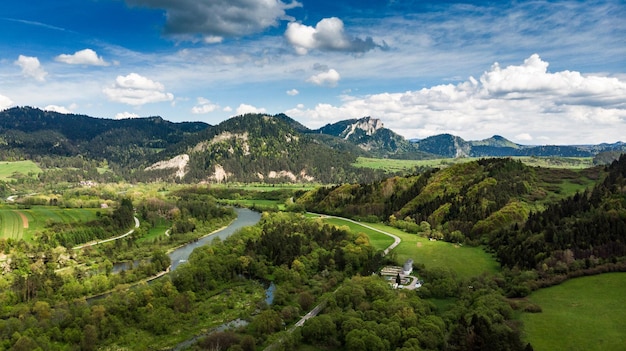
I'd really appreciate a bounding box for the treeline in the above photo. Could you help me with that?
[49,198,135,247]
[287,273,530,351]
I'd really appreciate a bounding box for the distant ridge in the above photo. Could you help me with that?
[412,133,626,158]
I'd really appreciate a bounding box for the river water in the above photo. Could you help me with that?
[112,208,261,273]
[169,208,261,271]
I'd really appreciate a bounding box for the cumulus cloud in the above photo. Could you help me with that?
[285,17,386,55]
[115,112,140,119]
[126,0,301,41]
[286,89,299,96]
[103,73,174,106]
[191,97,220,114]
[307,68,340,87]
[287,54,626,144]
[55,49,110,66]
[0,94,13,110]
[44,104,76,114]
[236,103,266,115]
[15,55,47,81]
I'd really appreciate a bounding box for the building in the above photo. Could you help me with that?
[403,259,414,275]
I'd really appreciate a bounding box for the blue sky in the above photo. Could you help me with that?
[1,0,625,144]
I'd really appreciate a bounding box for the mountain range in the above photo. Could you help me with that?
[1,107,624,183]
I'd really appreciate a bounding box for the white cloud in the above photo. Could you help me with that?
[0,94,13,110]
[287,55,626,144]
[223,106,233,112]
[285,17,384,55]
[44,104,76,114]
[236,103,266,115]
[286,89,299,96]
[307,69,340,87]
[115,111,140,119]
[15,55,47,82]
[55,49,110,66]
[515,133,533,141]
[191,97,219,114]
[126,0,301,39]
[103,73,174,106]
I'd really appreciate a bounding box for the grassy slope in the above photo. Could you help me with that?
[368,223,500,280]
[0,160,42,180]
[320,216,499,280]
[521,273,626,351]
[321,217,394,251]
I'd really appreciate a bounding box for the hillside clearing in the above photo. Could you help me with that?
[0,160,42,180]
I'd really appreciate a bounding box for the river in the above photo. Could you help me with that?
[168,208,261,271]
[112,208,261,274]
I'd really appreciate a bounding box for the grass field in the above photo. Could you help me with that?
[521,273,626,351]
[367,223,500,280]
[0,206,101,241]
[138,217,172,243]
[321,217,395,251]
[0,160,42,180]
[353,156,596,174]
[319,216,499,280]
[353,157,475,173]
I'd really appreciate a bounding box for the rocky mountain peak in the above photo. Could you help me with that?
[342,117,384,139]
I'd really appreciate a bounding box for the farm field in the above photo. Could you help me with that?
[0,160,42,180]
[521,273,626,351]
[0,205,101,241]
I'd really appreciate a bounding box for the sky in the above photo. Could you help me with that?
[0,0,625,145]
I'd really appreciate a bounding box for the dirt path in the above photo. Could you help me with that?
[16,211,28,229]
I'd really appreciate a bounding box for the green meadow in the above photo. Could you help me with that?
[367,223,500,280]
[521,273,626,351]
[321,217,395,251]
[320,216,499,280]
[0,160,42,180]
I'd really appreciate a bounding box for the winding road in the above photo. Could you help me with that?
[72,216,140,250]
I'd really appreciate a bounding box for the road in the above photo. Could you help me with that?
[72,216,140,249]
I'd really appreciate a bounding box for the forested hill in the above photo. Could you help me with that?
[297,157,606,242]
[140,113,386,184]
[490,154,626,271]
[0,106,209,170]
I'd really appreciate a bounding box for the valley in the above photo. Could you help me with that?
[0,108,625,350]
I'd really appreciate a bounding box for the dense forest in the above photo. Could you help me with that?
[489,154,626,273]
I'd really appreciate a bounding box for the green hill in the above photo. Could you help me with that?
[139,113,386,184]
[298,157,605,242]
